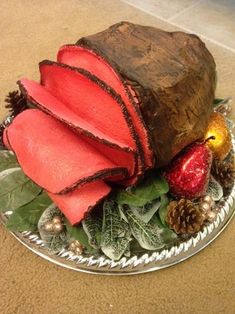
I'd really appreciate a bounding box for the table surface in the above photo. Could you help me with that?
[0,1,234,313]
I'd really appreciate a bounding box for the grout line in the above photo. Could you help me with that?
[168,0,205,22]
[121,0,235,54]
[123,0,174,22]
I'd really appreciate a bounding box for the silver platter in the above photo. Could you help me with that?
[0,117,234,275]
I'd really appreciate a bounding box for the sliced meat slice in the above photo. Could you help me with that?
[39,61,137,154]
[57,45,154,169]
[5,109,126,194]
[48,180,111,225]
[79,134,136,184]
[18,79,135,177]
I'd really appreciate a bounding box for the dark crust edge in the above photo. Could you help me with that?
[72,42,155,167]
[38,59,144,177]
[5,122,128,194]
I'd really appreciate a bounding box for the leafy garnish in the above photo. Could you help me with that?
[38,204,68,254]
[126,209,164,250]
[82,214,102,249]
[158,194,169,227]
[6,192,52,231]
[0,168,42,212]
[0,150,18,172]
[213,98,224,106]
[101,200,131,260]
[150,215,177,244]
[129,198,161,223]
[66,221,96,253]
[116,174,169,206]
[207,175,223,201]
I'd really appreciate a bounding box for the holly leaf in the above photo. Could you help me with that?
[0,168,42,212]
[66,221,96,253]
[129,198,161,223]
[116,174,169,206]
[0,150,18,172]
[101,200,132,260]
[6,192,52,232]
[82,214,102,249]
[158,195,169,227]
[38,204,68,254]
[126,209,164,250]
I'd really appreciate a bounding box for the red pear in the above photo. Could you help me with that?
[164,143,212,199]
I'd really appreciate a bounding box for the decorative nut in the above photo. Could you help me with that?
[44,221,54,232]
[202,195,213,205]
[52,216,62,224]
[201,202,211,212]
[53,222,64,234]
[206,211,216,222]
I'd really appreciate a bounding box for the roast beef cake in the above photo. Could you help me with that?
[3,22,216,225]
[77,21,216,167]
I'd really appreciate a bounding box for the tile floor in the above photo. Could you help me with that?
[122,0,235,52]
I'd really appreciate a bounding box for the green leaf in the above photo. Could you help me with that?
[150,215,178,244]
[207,176,223,201]
[213,98,224,106]
[0,150,18,172]
[0,168,42,212]
[126,209,164,250]
[130,198,161,223]
[38,204,68,254]
[116,174,169,206]
[158,195,169,227]
[6,192,52,232]
[101,200,132,260]
[82,214,102,249]
[66,221,96,253]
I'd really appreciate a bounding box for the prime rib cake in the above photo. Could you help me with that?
[3,21,216,226]
[76,21,216,167]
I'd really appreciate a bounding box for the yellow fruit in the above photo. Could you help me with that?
[204,112,232,160]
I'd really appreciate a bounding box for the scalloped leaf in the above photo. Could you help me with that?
[158,195,169,227]
[116,174,169,206]
[207,176,223,201]
[82,214,102,249]
[101,200,131,260]
[0,168,42,212]
[129,198,161,223]
[6,192,52,231]
[150,215,178,244]
[126,209,164,250]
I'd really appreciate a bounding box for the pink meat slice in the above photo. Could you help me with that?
[18,79,135,177]
[39,61,136,153]
[4,109,126,194]
[57,45,154,169]
[48,180,111,225]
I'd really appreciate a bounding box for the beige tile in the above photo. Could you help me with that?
[172,0,235,50]
[122,0,198,19]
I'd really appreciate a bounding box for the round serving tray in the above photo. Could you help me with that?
[0,121,234,275]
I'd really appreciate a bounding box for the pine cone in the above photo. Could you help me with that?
[167,199,205,234]
[5,90,28,116]
[212,158,235,189]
